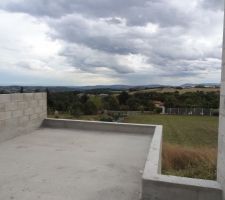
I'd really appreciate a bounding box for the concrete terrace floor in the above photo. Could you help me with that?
[0,128,152,200]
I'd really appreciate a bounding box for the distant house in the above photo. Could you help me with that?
[153,101,164,108]
[153,101,165,114]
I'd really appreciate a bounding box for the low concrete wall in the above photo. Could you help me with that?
[0,93,47,143]
[43,118,156,134]
[43,118,223,199]
[141,126,222,200]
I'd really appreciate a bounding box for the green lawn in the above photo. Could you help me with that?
[124,114,219,148]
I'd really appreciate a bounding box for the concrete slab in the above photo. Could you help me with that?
[0,127,152,200]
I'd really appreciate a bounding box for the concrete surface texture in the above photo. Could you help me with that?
[218,7,225,200]
[0,127,152,200]
[0,93,47,143]
[43,119,223,200]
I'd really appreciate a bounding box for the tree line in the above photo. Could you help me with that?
[47,90,219,117]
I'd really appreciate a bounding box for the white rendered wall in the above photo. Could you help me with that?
[0,93,47,143]
[218,6,225,200]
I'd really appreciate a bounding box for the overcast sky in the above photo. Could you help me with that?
[0,0,224,86]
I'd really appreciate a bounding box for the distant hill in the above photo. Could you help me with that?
[0,84,165,93]
[180,83,220,88]
[0,83,220,93]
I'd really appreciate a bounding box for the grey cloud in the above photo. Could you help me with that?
[49,14,139,55]
[60,44,134,74]
[104,18,124,25]
[1,0,223,81]
[17,61,32,70]
[49,9,223,77]
[3,0,148,19]
[3,0,195,27]
[202,0,224,11]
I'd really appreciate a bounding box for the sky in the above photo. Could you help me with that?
[0,0,224,86]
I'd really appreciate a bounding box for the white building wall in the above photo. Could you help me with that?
[218,6,225,200]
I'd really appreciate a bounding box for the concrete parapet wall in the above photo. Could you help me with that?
[142,176,222,200]
[43,118,156,134]
[0,93,47,143]
[141,126,222,200]
[44,119,223,199]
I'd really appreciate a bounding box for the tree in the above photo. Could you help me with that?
[46,88,54,113]
[80,94,89,104]
[138,105,145,113]
[70,102,83,117]
[118,91,129,105]
[164,95,177,108]
[83,100,98,115]
[127,97,140,111]
[147,100,155,111]
[20,87,24,93]
[89,96,103,111]
[103,95,119,110]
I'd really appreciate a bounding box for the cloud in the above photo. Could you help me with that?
[17,60,55,72]
[202,0,224,11]
[0,0,223,85]
[2,0,201,27]
[59,43,135,74]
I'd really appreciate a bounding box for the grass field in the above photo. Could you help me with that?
[124,115,218,148]
[124,114,218,180]
[48,113,218,180]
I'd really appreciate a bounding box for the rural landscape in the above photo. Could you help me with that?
[43,84,220,180]
[0,0,224,199]
[0,84,220,179]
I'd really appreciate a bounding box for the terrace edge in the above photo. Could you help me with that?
[141,125,222,200]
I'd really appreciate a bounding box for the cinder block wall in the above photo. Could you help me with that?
[0,93,47,143]
[218,7,225,200]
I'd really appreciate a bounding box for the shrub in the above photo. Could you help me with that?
[155,107,162,114]
[69,102,83,117]
[99,115,113,122]
[83,100,98,115]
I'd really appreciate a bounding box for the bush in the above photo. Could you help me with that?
[99,115,113,122]
[83,100,98,115]
[70,109,83,117]
[103,95,120,110]
[126,97,140,111]
[155,107,162,114]
[211,109,219,116]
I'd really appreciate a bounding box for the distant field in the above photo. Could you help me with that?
[124,114,218,180]
[130,87,220,94]
[48,113,219,180]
